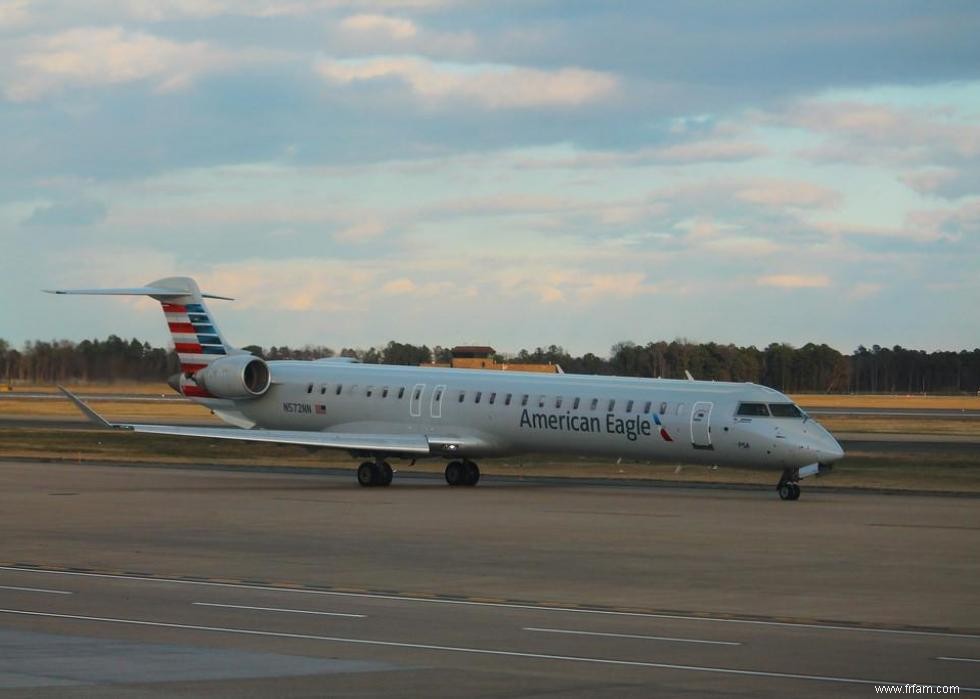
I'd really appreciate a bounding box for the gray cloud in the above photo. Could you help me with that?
[23,199,107,226]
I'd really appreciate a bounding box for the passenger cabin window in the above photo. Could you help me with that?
[607,399,616,412]
[737,402,770,417]
[590,398,598,410]
[573,397,580,410]
[769,403,804,418]
[505,393,512,406]
[626,400,634,413]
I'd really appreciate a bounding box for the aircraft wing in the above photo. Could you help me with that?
[58,387,431,455]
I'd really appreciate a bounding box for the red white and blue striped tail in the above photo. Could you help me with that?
[45,277,242,396]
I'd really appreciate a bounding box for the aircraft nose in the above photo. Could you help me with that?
[818,436,845,464]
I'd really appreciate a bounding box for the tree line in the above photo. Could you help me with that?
[2,336,978,394]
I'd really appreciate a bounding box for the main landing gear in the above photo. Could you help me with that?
[776,468,801,501]
[357,460,393,487]
[444,460,480,487]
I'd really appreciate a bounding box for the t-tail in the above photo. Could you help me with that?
[45,277,269,400]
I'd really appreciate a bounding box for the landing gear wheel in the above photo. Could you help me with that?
[445,460,464,486]
[357,462,376,487]
[379,462,393,487]
[778,482,802,500]
[462,461,480,486]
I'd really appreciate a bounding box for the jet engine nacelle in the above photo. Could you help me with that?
[192,355,271,400]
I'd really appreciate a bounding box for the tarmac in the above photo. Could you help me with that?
[0,460,977,697]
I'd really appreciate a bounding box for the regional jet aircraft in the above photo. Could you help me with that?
[48,277,844,500]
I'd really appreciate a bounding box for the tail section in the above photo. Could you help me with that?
[45,276,243,395]
[150,277,240,375]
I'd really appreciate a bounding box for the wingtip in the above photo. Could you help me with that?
[58,385,114,429]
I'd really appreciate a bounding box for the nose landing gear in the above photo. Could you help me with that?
[776,468,801,501]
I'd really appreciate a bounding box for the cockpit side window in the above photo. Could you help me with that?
[768,403,803,418]
[736,402,770,417]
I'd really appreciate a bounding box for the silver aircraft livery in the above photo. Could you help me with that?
[47,277,844,500]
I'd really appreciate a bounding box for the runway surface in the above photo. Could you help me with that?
[0,460,977,696]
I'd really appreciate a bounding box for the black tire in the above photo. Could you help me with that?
[357,462,375,487]
[445,461,464,486]
[379,462,393,487]
[778,483,793,500]
[463,461,480,486]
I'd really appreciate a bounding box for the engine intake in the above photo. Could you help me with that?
[192,355,270,400]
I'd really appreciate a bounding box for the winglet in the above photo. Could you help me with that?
[58,386,115,428]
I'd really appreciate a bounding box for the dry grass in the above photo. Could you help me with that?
[0,398,218,422]
[792,394,980,410]
[7,382,173,394]
[818,415,980,437]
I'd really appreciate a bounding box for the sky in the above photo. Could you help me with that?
[1,0,978,357]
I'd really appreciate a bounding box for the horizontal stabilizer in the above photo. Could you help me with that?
[44,286,233,300]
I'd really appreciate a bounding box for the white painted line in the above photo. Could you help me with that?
[938,657,980,664]
[193,602,364,618]
[2,608,977,692]
[524,627,740,646]
[1,567,976,640]
[0,585,72,595]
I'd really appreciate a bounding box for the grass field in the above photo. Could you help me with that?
[791,394,980,410]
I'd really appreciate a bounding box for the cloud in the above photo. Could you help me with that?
[778,100,980,165]
[23,199,107,226]
[735,180,841,209]
[340,13,417,40]
[333,219,385,242]
[516,139,768,169]
[2,26,280,101]
[756,274,831,289]
[901,168,980,199]
[0,0,31,28]
[315,55,618,108]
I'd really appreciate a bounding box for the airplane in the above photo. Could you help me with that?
[47,276,844,500]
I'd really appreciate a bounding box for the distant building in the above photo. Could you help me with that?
[422,346,561,374]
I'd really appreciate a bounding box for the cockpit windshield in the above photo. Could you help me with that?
[768,403,804,418]
[736,402,805,418]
